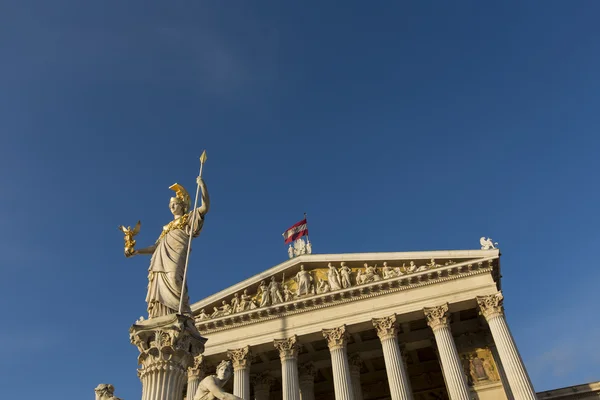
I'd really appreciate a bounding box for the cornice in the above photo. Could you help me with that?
[195,257,498,334]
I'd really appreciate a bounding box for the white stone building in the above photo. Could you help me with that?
[186,247,598,400]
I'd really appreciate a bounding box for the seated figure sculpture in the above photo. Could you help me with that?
[194,360,242,400]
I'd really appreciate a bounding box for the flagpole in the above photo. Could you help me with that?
[179,151,207,314]
[304,212,310,243]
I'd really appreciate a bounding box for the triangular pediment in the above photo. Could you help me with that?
[191,249,500,330]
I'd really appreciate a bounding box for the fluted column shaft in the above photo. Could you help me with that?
[274,336,301,400]
[140,362,188,400]
[186,355,206,400]
[349,354,364,400]
[372,315,413,400]
[478,294,536,400]
[228,346,252,400]
[299,362,316,400]
[323,325,355,400]
[424,304,470,400]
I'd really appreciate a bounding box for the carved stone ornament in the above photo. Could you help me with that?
[129,314,207,380]
[227,345,252,371]
[423,303,450,331]
[322,325,349,350]
[274,335,301,361]
[188,354,207,378]
[477,293,504,320]
[372,314,398,340]
[95,384,122,400]
[460,348,500,386]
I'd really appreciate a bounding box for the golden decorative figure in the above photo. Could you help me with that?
[118,221,141,257]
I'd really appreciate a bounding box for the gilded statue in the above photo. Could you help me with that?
[193,360,242,400]
[125,176,210,318]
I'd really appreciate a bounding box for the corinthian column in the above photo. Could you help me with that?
[186,355,206,400]
[477,293,536,400]
[423,304,470,400]
[228,346,252,400]
[130,314,206,400]
[372,315,414,400]
[252,372,274,400]
[274,335,301,400]
[348,354,364,400]
[298,362,317,400]
[323,325,355,400]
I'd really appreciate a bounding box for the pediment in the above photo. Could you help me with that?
[191,249,500,332]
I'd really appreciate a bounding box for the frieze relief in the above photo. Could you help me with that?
[194,257,498,332]
[460,347,500,386]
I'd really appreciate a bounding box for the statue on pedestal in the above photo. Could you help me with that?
[94,384,121,400]
[122,176,210,318]
[193,360,242,400]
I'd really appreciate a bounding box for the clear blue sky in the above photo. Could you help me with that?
[1,1,599,398]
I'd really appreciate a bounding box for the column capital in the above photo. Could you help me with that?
[322,325,349,350]
[424,303,450,331]
[227,345,252,371]
[477,292,504,320]
[188,354,207,378]
[274,335,301,361]
[372,314,398,340]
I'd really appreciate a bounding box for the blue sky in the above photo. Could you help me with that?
[1,1,599,398]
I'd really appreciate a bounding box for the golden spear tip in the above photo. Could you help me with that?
[200,150,207,164]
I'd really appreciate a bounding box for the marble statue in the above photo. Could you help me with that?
[293,239,306,256]
[95,384,122,400]
[339,262,352,288]
[230,293,240,313]
[258,280,270,307]
[197,309,210,321]
[406,261,417,273]
[306,239,312,254]
[393,264,405,276]
[125,177,210,318]
[382,262,395,279]
[356,270,365,285]
[361,263,381,283]
[295,265,313,296]
[327,263,342,290]
[238,289,256,312]
[193,360,242,400]
[283,284,294,302]
[417,259,438,272]
[469,356,489,382]
[211,301,232,318]
[269,276,284,304]
[317,278,330,294]
[480,237,498,250]
[288,244,294,259]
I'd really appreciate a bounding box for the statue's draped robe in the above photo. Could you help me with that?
[146,213,203,318]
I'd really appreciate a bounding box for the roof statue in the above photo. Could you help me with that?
[94,384,122,400]
[120,176,210,319]
[480,237,498,250]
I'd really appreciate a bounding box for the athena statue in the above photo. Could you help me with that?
[127,177,210,318]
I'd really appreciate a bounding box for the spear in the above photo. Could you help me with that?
[179,150,207,314]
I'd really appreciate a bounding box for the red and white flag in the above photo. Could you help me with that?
[282,218,308,244]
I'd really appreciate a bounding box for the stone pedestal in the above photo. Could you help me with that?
[130,314,207,400]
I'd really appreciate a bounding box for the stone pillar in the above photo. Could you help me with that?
[228,346,252,400]
[274,335,302,400]
[130,314,206,400]
[372,315,414,400]
[299,362,317,400]
[186,354,206,400]
[252,372,274,400]
[323,325,355,400]
[424,304,470,400]
[348,354,364,400]
[477,293,536,400]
